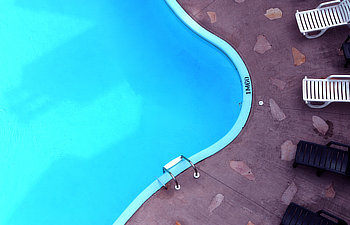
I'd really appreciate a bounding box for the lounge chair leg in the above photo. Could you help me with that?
[292,162,298,168]
[316,169,324,177]
[345,60,349,68]
[304,29,327,39]
[306,101,331,109]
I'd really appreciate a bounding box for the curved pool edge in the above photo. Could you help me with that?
[113,0,252,224]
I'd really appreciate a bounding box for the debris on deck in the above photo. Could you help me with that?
[292,47,306,66]
[264,8,283,20]
[269,98,286,121]
[312,116,329,135]
[208,193,225,213]
[324,183,336,199]
[254,35,272,54]
[207,11,217,23]
[281,140,297,161]
[230,161,255,181]
[281,182,298,205]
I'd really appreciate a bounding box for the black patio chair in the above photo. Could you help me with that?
[281,202,348,225]
[341,35,350,68]
[293,140,350,177]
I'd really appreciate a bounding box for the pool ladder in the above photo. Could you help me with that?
[162,155,200,190]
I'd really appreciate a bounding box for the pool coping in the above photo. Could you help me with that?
[113,0,252,224]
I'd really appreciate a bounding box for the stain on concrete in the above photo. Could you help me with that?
[281,182,297,205]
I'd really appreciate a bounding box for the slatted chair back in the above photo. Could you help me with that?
[340,0,350,15]
[281,203,348,225]
[302,75,350,108]
[295,141,349,176]
[296,0,350,38]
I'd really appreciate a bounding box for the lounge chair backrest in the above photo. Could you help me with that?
[295,0,350,39]
[302,75,350,108]
[294,141,350,176]
[281,203,348,225]
[340,0,350,22]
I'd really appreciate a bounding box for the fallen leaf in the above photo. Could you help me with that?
[264,8,283,20]
[175,222,181,225]
[337,48,344,56]
[281,182,297,205]
[292,47,305,66]
[269,98,286,121]
[254,35,272,54]
[325,183,336,199]
[235,0,245,3]
[312,116,329,135]
[207,11,217,23]
[281,140,297,161]
[247,221,255,225]
[208,194,224,213]
[230,161,255,181]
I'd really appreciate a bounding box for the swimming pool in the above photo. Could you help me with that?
[0,0,251,224]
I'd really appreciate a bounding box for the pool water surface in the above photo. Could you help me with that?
[0,0,249,224]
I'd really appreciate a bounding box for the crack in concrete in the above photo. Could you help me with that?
[193,0,217,17]
[199,168,281,219]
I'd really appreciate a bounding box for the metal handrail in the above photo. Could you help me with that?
[181,155,200,178]
[162,167,180,190]
[162,155,200,190]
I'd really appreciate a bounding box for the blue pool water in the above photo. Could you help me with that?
[0,0,248,224]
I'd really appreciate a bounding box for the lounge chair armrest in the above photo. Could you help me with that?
[317,0,341,9]
[326,141,350,150]
[316,210,348,225]
[327,75,350,80]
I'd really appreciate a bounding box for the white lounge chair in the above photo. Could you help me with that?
[295,0,350,39]
[303,75,350,108]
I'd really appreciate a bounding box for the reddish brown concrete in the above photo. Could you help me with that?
[127,0,350,224]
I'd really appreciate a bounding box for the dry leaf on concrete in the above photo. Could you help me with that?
[292,47,305,66]
[325,183,336,199]
[264,8,283,20]
[269,98,286,121]
[208,194,224,213]
[247,221,255,225]
[312,116,329,135]
[254,35,272,54]
[281,182,297,205]
[281,140,297,161]
[207,11,217,23]
[230,161,255,181]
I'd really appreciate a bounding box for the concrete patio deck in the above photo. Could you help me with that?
[127,0,350,224]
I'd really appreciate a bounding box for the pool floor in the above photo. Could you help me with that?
[0,0,245,224]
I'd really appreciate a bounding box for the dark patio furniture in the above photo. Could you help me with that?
[281,202,348,225]
[293,140,350,177]
[341,35,350,68]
